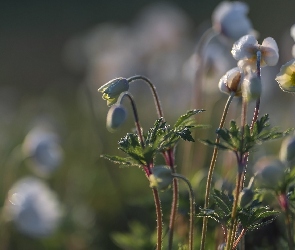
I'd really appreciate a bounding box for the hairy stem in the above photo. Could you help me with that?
[152,188,163,250]
[173,173,196,250]
[200,92,235,250]
[225,171,243,250]
[233,228,246,249]
[127,75,164,118]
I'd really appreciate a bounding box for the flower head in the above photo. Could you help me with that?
[98,77,129,106]
[218,67,243,96]
[212,1,253,41]
[275,59,295,93]
[280,134,295,163]
[254,157,286,190]
[232,35,279,70]
[22,127,63,177]
[149,165,173,191]
[5,177,62,238]
[106,104,127,132]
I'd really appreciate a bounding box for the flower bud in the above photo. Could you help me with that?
[280,135,295,163]
[242,74,261,102]
[5,177,62,238]
[98,78,129,106]
[149,166,173,191]
[254,157,286,189]
[106,104,127,132]
[218,67,243,96]
[212,1,253,41]
[238,188,254,208]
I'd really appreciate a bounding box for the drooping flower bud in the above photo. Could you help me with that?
[242,73,262,102]
[98,77,129,106]
[149,165,173,191]
[106,104,127,132]
[4,177,62,238]
[254,157,286,190]
[279,135,295,164]
[22,127,63,178]
[212,1,253,41]
[218,67,243,96]
[238,188,254,207]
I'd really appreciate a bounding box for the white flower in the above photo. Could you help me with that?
[5,177,62,238]
[212,1,253,41]
[275,59,295,93]
[22,127,63,177]
[232,35,279,70]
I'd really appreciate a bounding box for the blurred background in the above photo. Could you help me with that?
[1,0,295,249]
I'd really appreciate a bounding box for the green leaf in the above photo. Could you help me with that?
[101,154,142,167]
[237,203,279,231]
[174,109,205,128]
[118,133,146,164]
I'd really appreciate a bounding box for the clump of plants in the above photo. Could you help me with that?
[97,1,295,249]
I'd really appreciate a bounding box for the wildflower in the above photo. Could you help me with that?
[149,165,173,191]
[279,134,295,163]
[106,104,127,132]
[275,59,295,93]
[231,35,279,70]
[98,77,129,106]
[22,127,63,177]
[5,177,62,238]
[218,67,243,96]
[212,1,253,41]
[242,73,262,102]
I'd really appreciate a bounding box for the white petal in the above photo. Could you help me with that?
[231,35,258,60]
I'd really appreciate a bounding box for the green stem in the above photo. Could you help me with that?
[168,178,178,249]
[127,75,164,118]
[172,173,195,250]
[152,188,163,250]
[118,92,163,249]
[225,172,243,250]
[225,97,248,250]
[200,92,235,250]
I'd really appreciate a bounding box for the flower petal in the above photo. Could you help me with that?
[231,35,258,60]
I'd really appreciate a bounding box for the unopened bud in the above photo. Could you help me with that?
[242,74,262,102]
[254,157,286,189]
[98,78,129,106]
[106,104,127,132]
[238,188,254,207]
[218,67,243,96]
[280,135,295,163]
[149,166,173,191]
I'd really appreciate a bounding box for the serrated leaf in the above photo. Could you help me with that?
[174,109,205,128]
[238,204,279,230]
[101,154,142,167]
[199,139,235,151]
[118,133,146,164]
[212,189,233,215]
